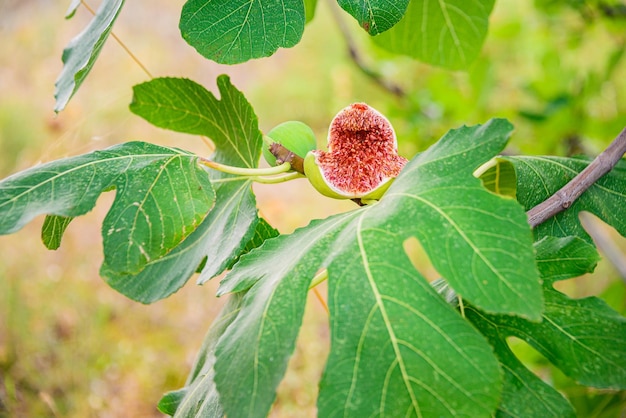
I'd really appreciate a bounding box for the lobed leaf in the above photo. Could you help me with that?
[211,119,540,418]
[507,156,626,242]
[373,0,495,69]
[474,288,626,390]
[55,0,125,112]
[465,233,615,415]
[101,179,256,303]
[467,307,577,418]
[0,141,215,276]
[179,0,305,64]
[338,0,409,35]
[384,119,542,319]
[318,225,502,417]
[130,76,261,170]
[101,75,264,302]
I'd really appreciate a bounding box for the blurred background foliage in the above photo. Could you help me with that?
[0,0,625,416]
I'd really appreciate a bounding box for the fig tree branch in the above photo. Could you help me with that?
[527,126,626,228]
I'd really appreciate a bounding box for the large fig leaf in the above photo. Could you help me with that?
[465,235,603,416]
[179,0,305,64]
[0,142,215,276]
[373,0,495,69]
[101,179,255,303]
[468,307,577,418]
[507,156,626,242]
[101,75,262,302]
[471,287,626,391]
[55,0,125,112]
[469,234,625,405]
[211,119,541,418]
[338,0,409,35]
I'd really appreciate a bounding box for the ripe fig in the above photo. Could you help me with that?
[263,121,317,167]
[304,103,408,200]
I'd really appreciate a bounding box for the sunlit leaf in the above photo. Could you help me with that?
[130,76,261,170]
[477,157,517,198]
[373,0,495,69]
[179,0,305,64]
[55,0,125,112]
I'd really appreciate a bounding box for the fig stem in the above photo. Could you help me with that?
[251,172,305,184]
[198,157,292,176]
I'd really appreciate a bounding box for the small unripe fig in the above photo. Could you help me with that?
[304,103,408,200]
[263,121,317,167]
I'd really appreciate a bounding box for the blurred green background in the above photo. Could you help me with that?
[1,0,625,416]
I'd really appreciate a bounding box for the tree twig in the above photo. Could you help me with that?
[325,0,405,97]
[269,143,305,174]
[527,127,626,228]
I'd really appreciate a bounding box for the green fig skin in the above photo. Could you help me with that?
[303,151,395,201]
[263,121,317,167]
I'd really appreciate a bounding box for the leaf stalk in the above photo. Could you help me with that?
[198,157,292,176]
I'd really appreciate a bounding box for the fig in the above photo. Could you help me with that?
[263,121,317,167]
[304,103,408,200]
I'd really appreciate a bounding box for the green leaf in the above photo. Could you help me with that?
[534,236,600,284]
[179,0,305,64]
[100,179,256,303]
[373,0,496,69]
[338,0,409,35]
[507,156,626,242]
[130,76,261,170]
[41,215,74,250]
[0,142,214,276]
[476,287,626,390]
[226,217,279,269]
[465,232,607,416]
[317,227,502,417]
[212,119,540,418]
[387,119,542,318]
[55,0,125,112]
[466,307,577,418]
[101,75,262,303]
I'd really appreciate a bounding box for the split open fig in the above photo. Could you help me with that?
[304,103,408,200]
